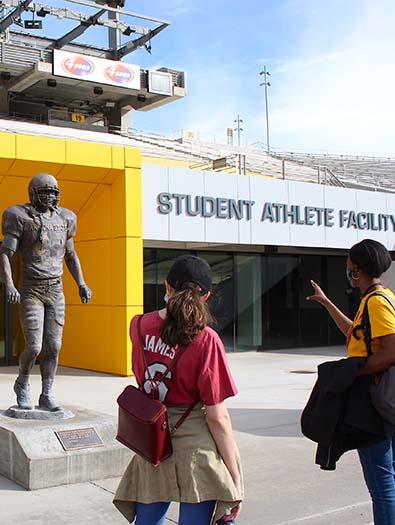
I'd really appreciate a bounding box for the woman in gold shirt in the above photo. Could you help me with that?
[308,239,395,525]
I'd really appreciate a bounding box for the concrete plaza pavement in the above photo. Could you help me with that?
[0,347,374,525]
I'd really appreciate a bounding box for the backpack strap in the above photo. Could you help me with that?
[356,292,395,357]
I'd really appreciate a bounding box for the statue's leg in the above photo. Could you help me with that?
[39,283,65,411]
[16,288,45,409]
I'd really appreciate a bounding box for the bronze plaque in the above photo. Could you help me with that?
[55,427,103,451]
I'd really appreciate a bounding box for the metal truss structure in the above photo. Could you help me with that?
[0,0,169,58]
[0,0,186,133]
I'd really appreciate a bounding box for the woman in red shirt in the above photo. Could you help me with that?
[114,255,243,525]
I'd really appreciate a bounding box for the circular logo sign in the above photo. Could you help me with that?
[104,64,134,84]
[62,56,95,77]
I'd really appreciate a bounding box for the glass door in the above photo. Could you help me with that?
[235,254,262,351]
[261,255,300,349]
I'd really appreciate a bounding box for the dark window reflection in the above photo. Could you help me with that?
[143,248,351,352]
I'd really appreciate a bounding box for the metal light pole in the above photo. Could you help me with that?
[233,114,243,146]
[259,65,271,153]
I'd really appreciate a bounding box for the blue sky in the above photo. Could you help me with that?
[15,0,395,154]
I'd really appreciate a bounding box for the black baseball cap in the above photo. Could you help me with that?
[166,255,212,294]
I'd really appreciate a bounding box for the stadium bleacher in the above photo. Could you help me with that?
[0,117,393,193]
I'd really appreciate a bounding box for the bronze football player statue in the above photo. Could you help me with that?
[0,173,92,411]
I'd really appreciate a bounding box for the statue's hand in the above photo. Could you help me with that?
[79,284,92,304]
[6,284,20,304]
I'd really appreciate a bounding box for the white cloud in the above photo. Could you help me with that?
[250,1,395,155]
[134,0,395,155]
[270,51,346,74]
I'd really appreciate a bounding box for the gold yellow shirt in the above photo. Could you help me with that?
[347,287,395,357]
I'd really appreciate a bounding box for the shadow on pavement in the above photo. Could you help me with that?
[229,408,303,438]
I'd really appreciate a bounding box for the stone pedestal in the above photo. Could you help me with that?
[5,405,74,420]
[0,406,132,490]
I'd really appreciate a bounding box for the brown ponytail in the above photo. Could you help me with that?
[161,282,213,347]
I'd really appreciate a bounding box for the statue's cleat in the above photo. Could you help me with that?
[13,379,33,410]
[38,394,61,411]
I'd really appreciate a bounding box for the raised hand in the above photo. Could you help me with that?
[306,280,329,305]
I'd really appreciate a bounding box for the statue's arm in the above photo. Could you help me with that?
[65,239,92,304]
[0,244,20,303]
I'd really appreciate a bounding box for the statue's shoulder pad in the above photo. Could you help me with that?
[58,208,76,221]
[3,205,28,219]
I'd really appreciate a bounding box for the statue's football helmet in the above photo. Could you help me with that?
[28,173,60,211]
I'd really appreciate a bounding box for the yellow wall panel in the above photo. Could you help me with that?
[111,172,126,238]
[111,306,130,375]
[0,176,30,211]
[112,145,125,170]
[112,306,143,375]
[61,305,139,375]
[15,135,66,164]
[76,184,112,241]
[111,237,143,306]
[64,239,112,306]
[57,164,110,182]
[60,306,114,373]
[8,160,64,177]
[102,169,123,184]
[125,167,142,238]
[111,169,142,239]
[124,146,141,169]
[126,236,143,306]
[101,145,130,184]
[0,133,16,172]
[58,180,97,214]
[110,237,126,305]
[66,140,112,168]
[9,135,65,176]
[62,266,80,307]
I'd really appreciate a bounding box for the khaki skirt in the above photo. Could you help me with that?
[113,404,243,524]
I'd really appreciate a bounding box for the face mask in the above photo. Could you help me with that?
[164,293,169,304]
[346,269,355,288]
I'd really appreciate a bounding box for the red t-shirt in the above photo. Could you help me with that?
[130,311,238,406]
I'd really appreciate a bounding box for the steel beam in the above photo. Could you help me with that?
[0,0,147,34]
[66,0,170,25]
[0,0,33,32]
[115,23,168,59]
[55,8,106,48]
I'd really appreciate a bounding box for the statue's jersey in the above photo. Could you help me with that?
[1,204,76,281]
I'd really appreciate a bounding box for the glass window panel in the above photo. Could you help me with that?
[261,255,300,349]
[235,254,262,350]
[197,252,235,352]
[298,255,328,346]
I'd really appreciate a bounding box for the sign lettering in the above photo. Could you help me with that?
[156,192,395,232]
